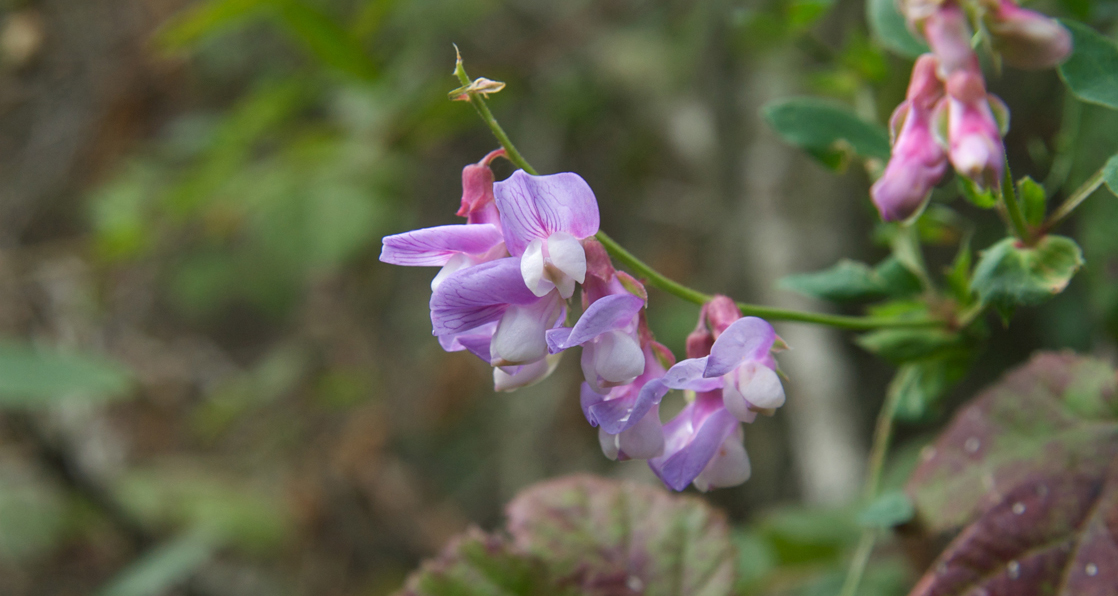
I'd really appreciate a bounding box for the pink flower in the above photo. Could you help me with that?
[984,0,1071,69]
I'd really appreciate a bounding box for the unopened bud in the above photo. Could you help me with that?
[985,0,1071,69]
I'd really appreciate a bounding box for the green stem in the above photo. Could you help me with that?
[837,377,904,596]
[596,231,940,331]
[1041,167,1106,234]
[999,163,1033,245]
[454,54,537,175]
[452,56,943,332]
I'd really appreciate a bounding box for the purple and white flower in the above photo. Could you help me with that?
[582,340,674,461]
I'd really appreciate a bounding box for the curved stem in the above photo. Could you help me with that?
[1041,167,1106,235]
[451,57,943,332]
[596,231,940,331]
[453,53,537,175]
[837,376,904,596]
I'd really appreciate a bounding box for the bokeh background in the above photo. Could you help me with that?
[0,0,1116,594]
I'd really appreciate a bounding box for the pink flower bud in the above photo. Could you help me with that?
[706,295,743,339]
[945,71,1005,187]
[985,0,1071,69]
[923,2,980,78]
[457,148,506,224]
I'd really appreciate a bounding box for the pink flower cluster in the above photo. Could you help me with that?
[871,0,1070,222]
[380,156,788,491]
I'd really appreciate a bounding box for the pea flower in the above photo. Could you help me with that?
[871,54,949,222]
[942,68,1007,187]
[494,170,600,299]
[583,340,674,461]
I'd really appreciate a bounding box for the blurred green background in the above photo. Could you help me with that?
[0,0,1115,594]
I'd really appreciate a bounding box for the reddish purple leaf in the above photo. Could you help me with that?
[906,352,1118,596]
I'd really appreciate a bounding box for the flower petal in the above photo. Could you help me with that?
[660,358,723,392]
[380,224,503,266]
[558,294,644,350]
[519,238,553,297]
[494,170,600,256]
[493,354,561,392]
[704,317,777,378]
[693,427,751,491]
[491,292,563,364]
[616,405,664,460]
[649,406,739,491]
[592,330,645,384]
[429,257,540,336]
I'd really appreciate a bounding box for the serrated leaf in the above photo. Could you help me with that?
[907,352,1118,532]
[866,0,928,58]
[777,257,920,303]
[1058,20,1118,110]
[857,490,914,528]
[762,98,891,169]
[856,328,962,363]
[505,475,735,596]
[98,530,217,596]
[1018,176,1047,227]
[970,235,1084,313]
[0,342,132,407]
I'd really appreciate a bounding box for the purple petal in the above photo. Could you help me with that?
[545,327,574,354]
[438,322,497,362]
[380,224,503,266]
[661,358,724,392]
[580,383,605,425]
[649,407,738,491]
[557,294,644,351]
[493,170,600,256]
[430,258,541,336]
[704,317,776,378]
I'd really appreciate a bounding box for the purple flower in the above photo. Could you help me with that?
[985,0,1071,70]
[871,55,949,222]
[922,2,980,78]
[648,392,749,492]
[583,341,675,461]
[380,224,507,290]
[494,170,600,299]
[547,292,646,393]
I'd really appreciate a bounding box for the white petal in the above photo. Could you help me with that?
[693,430,751,491]
[493,354,562,392]
[616,405,664,460]
[720,373,758,423]
[580,343,606,394]
[492,294,561,364]
[593,330,644,385]
[740,363,785,410]
[599,427,620,461]
[519,238,554,297]
[431,253,474,291]
[546,231,587,284]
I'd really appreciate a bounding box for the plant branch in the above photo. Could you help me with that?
[453,51,537,175]
[999,163,1033,245]
[1041,167,1106,234]
[837,377,904,596]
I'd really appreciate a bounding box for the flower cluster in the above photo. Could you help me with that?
[871,0,1070,222]
[380,156,787,491]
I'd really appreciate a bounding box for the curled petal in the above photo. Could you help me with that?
[494,354,561,392]
[544,232,586,297]
[438,322,497,362]
[494,170,600,256]
[380,224,504,267]
[871,103,949,222]
[721,362,785,421]
[660,358,723,393]
[549,294,645,353]
[429,257,541,336]
[704,317,778,378]
[649,402,739,491]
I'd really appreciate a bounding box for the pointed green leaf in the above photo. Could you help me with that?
[777,257,920,303]
[98,530,217,596]
[0,342,132,407]
[1058,20,1118,110]
[155,0,270,50]
[1103,152,1118,197]
[1018,176,1047,227]
[762,98,891,169]
[970,235,1084,313]
[890,353,973,421]
[857,490,915,528]
[957,176,997,209]
[866,0,928,58]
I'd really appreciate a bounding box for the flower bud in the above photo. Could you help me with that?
[945,71,1005,187]
[923,2,979,78]
[706,295,743,339]
[457,148,506,224]
[985,0,1071,69]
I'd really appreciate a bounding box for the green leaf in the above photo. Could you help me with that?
[777,257,920,303]
[1058,20,1118,110]
[270,0,378,81]
[890,354,973,421]
[0,342,132,407]
[866,0,928,58]
[857,490,914,528]
[945,237,974,304]
[505,475,735,596]
[957,176,996,209]
[1103,152,1118,197]
[98,530,217,596]
[1018,176,1047,227]
[155,0,270,50]
[762,98,891,169]
[856,328,962,363]
[970,235,1084,315]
